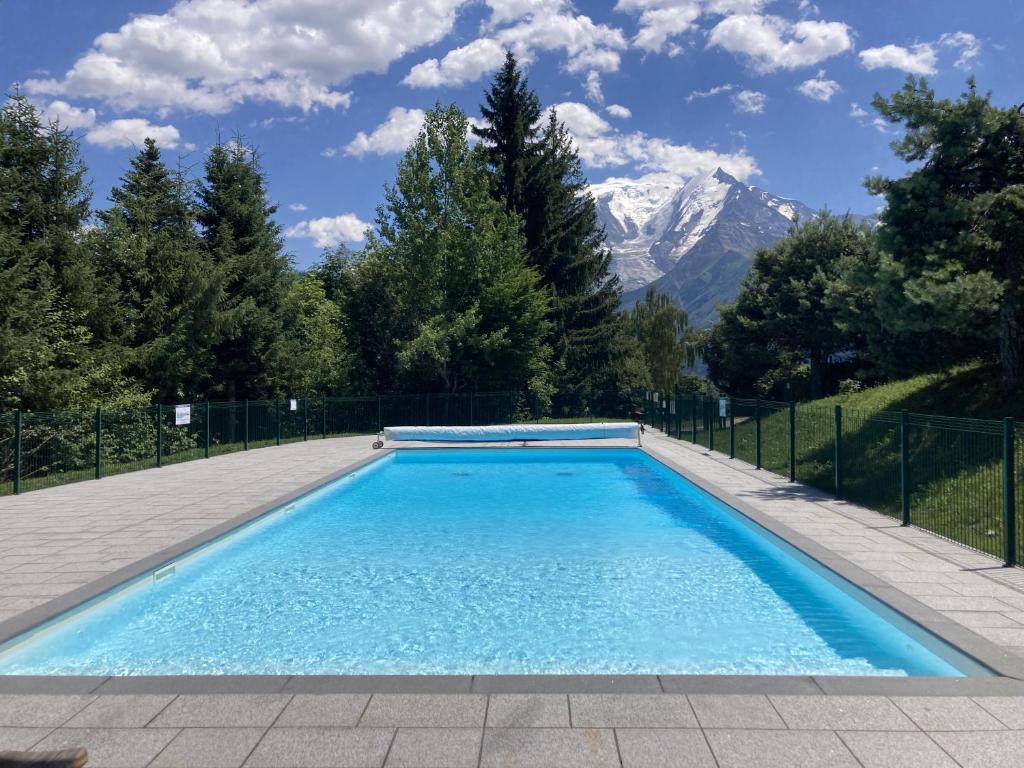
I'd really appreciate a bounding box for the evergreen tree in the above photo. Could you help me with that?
[197,138,291,400]
[94,138,220,401]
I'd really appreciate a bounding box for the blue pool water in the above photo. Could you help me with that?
[0,448,976,676]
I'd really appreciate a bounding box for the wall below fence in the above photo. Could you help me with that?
[644,392,1022,569]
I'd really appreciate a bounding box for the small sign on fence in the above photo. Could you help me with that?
[174,404,191,426]
[719,397,727,418]
[289,399,298,411]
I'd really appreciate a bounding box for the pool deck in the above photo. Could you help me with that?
[2,432,1024,765]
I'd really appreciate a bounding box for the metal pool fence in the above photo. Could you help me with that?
[644,392,1021,568]
[0,390,642,497]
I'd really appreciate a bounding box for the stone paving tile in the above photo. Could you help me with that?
[148,727,266,768]
[0,695,95,727]
[276,694,370,727]
[383,727,482,768]
[359,694,487,728]
[703,729,860,768]
[480,727,620,768]
[149,695,291,728]
[485,695,569,727]
[34,727,178,768]
[570,694,697,728]
[836,731,959,768]
[891,696,1007,731]
[0,726,53,751]
[243,727,395,768]
[972,696,1024,728]
[615,728,717,767]
[688,695,785,730]
[929,730,1024,767]
[64,694,175,728]
[769,695,916,731]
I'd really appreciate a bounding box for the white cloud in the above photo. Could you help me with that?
[859,43,937,75]
[686,83,735,102]
[286,214,371,248]
[585,71,604,103]
[346,107,425,157]
[25,0,465,115]
[797,70,840,102]
[551,101,759,180]
[708,13,853,72]
[732,89,767,113]
[288,202,308,211]
[85,118,183,149]
[939,31,981,70]
[321,147,338,158]
[605,104,632,118]
[849,102,869,119]
[614,0,772,55]
[35,100,96,130]
[403,37,506,88]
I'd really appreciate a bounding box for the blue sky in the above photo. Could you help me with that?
[2,0,1021,268]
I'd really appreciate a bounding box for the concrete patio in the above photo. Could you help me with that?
[2,431,1024,765]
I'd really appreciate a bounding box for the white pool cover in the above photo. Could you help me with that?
[383,422,639,442]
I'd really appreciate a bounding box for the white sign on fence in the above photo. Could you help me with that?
[174,404,191,426]
[289,398,298,411]
[719,397,728,418]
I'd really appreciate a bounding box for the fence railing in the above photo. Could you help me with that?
[0,390,643,497]
[642,391,1022,568]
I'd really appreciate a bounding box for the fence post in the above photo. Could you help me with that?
[204,401,210,459]
[788,400,796,482]
[708,398,715,452]
[13,409,22,494]
[755,399,762,469]
[377,396,382,432]
[95,407,102,479]
[1004,418,1017,567]
[834,405,843,498]
[303,398,308,441]
[691,396,698,444]
[276,399,282,446]
[156,404,163,468]
[322,395,328,439]
[244,400,249,450]
[730,398,736,458]
[900,410,911,526]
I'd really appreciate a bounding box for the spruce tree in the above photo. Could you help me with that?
[197,137,290,400]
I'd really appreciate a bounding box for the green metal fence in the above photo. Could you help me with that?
[644,393,1022,568]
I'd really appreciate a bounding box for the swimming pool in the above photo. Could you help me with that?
[0,448,982,676]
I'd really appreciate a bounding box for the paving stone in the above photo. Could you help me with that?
[243,726,394,768]
[384,727,481,768]
[149,695,291,728]
[0,727,53,751]
[0,695,95,727]
[615,728,717,767]
[570,695,697,728]
[929,730,1024,768]
[892,696,1006,731]
[688,695,785,729]
[149,727,266,768]
[34,727,178,768]
[64,695,175,728]
[359,695,486,727]
[837,731,959,768]
[480,728,619,768]
[486,695,569,727]
[276,695,369,727]
[704,729,860,768]
[769,695,916,731]
[972,696,1024,729]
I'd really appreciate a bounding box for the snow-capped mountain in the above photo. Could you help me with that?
[592,168,817,327]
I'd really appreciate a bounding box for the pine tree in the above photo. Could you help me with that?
[197,137,291,400]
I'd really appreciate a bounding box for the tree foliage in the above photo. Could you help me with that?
[625,286,693,394]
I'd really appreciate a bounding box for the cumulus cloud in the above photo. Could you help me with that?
[731,89,767,113]
[614,0,772,55]
[797,70,840,102]
[859,43,937,75]
[25,0,464,115]
[605,104,632,118]
[939,31,981,70]
[346,107,426,157]
[85,118,184,149]
[403,38,506,88]
[35,100,96,130]
[849,102,869,119]
[286,214,371,248]
[551,101,759,180]
[585,71,604,103]
[707,13,853,72]
[686,83,735,102]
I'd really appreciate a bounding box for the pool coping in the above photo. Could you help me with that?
[2,442,1024,696]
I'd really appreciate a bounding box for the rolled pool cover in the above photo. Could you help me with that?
[383,422,639,442]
